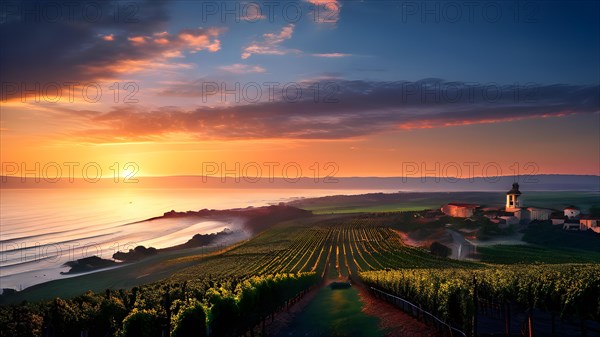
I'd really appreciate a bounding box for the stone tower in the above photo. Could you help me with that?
[505,182,521,212]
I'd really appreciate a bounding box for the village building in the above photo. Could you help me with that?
[551,213,566,225]
[498,215,519,226]
[505,183,521,212]
[441,183,597,234]
[440,203,479,218]
[504,183,553,222]
[579,216,600,234]
[564,206,581,219]
[513,207,553,222]
[564,222,582,231]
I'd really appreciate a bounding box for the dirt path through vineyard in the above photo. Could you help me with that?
[269,262,437,337]
[355,283,438,337]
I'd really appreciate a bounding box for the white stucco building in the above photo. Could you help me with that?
[564,206,581,219]
[505,183,553,222]
[580,216,600,233]
[505,183,521,212]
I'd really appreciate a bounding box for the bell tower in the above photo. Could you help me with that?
[506,183,521,212]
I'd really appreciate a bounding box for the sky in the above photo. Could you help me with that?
[0,0,599,180]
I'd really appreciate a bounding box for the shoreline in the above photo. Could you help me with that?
[0,204,315,303]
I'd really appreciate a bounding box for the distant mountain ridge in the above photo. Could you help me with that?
[1,174,598,191]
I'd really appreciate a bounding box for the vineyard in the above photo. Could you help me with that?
[0,272,318,337]
[167,215,474,288]
[361,265,600,334]
[1,212,599,336]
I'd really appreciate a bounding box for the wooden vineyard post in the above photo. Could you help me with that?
[528,308,533,337]
[163,285,171,337]
[504,302,510,336]
[472,276,478,337]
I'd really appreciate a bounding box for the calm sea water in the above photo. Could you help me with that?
[0,188,380,290]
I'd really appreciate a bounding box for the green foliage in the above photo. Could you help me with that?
[590,205,600,217]
[477,244,600,264]
[523,222,600,252]
[361,264,600,332]
[207,290,238,337]
[205,273,318,336]
[96,295,128,335]
[429,241,451,258]
[121,309,161,337]
[47,297,81,336]
[0,304,43,337]
[0,273,317,337]
[171,301,207,337]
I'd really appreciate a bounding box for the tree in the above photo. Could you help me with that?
[171,301,207,337]
[97,296,127,336]
[430,241,451,258]
[47,298,80,336]
[121,309,160,337]
[206,289,239,337]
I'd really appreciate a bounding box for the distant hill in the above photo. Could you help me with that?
[1,174,598,192]
[287,191,600,214]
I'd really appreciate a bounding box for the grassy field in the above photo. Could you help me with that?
[306,203,439,214]
[523,222,600,251]
[275,285,381,337]
[290,191,600,214]
[0,243,240,304]
[477,244,600,264]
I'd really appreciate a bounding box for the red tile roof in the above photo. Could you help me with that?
[446,203,479,208]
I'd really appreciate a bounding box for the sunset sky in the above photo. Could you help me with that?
[1,0,599,179]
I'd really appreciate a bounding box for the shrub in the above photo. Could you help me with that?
[430,241,451,258]
[121,309,160,337]
[172,302,207,337]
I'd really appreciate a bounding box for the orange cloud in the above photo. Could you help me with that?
[125,29,222,52]
[96,59,195,75]
[312,53,352,58]
[80,28,223,80]
[128,36,147,45]
[154,38,169,45]
[305,0,341,23]
[242,24,297,59]
[178,29,221,52]
[218,63,266,74]
[306,0,338,4]
[61,80,599,141]
[397,111,580,130]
